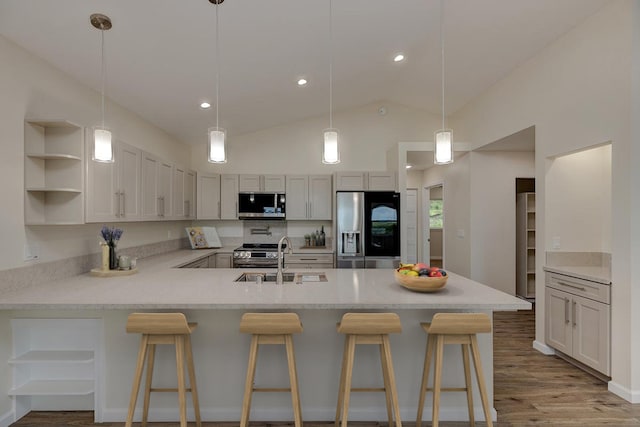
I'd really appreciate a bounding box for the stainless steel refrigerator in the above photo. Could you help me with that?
[336,191,401,269]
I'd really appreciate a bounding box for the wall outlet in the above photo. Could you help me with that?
[457,229,465,239]
[24,244,39,261]
[552,236,561,249]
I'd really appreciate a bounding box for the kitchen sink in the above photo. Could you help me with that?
[234,272,327,283]
[234,272,296,283]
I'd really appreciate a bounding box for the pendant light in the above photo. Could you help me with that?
[208,0,227,163]
[90,14,114,163]
[434,0,453,165]
[322,0,340,164]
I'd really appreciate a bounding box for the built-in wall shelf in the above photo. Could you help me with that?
[517,192,536,299]
[9,380,94,396]
[24,119,85,225]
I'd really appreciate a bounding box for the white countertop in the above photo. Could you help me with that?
[0,250,529,311]
[543,265,611,285]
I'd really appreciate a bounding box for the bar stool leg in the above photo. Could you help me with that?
[175,335,188,427]
[379,341,394,426]
[461,343,475,426]
[432,335,445,427]
[340,335,356,427]
[470,335,493,427]
[141,343,156,427]
[126,334,149,427]
[416,333,435,427]
[185,334,202,427]
[285,335,303,427]
[335,335,350,426]
[381,335,402,427]
[241,335,259,427]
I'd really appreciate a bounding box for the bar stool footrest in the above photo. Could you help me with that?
[253,387,292,392]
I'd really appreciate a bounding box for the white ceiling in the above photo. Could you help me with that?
[0,0,607,145]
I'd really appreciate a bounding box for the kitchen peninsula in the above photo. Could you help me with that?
[0,250,529,424]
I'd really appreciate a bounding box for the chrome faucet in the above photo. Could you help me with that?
[276,236,293,284]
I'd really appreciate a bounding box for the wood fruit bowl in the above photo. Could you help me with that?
[394,269,448,293]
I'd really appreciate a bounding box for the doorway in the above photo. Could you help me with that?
[423,184,444,268]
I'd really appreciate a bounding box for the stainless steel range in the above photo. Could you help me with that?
[232,243,286,268]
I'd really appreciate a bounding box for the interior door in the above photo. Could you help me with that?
[406,188,418,263]
[422,187,431,264]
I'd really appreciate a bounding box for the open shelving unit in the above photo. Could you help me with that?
[516,192,536,300]
[9,318,102,422]
[24,119,84,225]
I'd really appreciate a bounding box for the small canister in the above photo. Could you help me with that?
[118,255,131,270]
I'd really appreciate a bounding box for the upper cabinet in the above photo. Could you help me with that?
[173,165,196,220]
[220,174,239,219]
[197,172,221,220]
[334,171,397,191]
[286,175,332,220]
[141,151,173,220]
[239,174,285,192]
[86,138,142,223]
[24,119,84,225]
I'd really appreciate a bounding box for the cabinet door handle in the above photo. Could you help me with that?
[218,201,221,218]
[115,192,120,217]
[121,192,125,216]
[564,298,570,324]
[309,202,312,218]
[572,300,577,327]
[557,281,586,292]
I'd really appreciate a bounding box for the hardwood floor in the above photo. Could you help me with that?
[10,309,640,426]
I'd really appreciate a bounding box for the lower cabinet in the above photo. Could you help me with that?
[9,318,102,421]
[215,252,233,268]
[545,272,610,376]
[286,253,334,269]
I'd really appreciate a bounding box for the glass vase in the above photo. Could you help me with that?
[109,244,117,270]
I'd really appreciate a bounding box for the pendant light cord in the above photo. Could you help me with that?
[100,26,106,129]
[215,2,220,131]
[440,0,445,130]
[329,0,333,129]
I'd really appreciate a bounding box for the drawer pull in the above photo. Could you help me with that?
[299,258,316,261]
[572,300,577,327]
[557,281,586,292]
[564,298,570,324]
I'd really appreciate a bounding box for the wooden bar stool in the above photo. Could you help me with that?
[416,313,493,427]
[239,312,304,427]
[335,312,402,427]
[125,312,201,427]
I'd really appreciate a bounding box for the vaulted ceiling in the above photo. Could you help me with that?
[0,0,608,145]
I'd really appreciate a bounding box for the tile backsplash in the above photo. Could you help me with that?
[545,251,611,269]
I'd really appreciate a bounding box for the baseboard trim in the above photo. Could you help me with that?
[533,340,556,355]
[0,410,14,427]
[102,405,497,422]
[608,381,640,403]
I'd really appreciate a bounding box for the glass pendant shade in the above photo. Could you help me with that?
[93,127,114,163]
[208,127,227,163]
[322,128,340,164]
[434,129,453,165]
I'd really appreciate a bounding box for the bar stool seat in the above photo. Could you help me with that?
[416,312,493,427]
[125,312,201,427]
[239,312,304,427]
[335,312,402,427]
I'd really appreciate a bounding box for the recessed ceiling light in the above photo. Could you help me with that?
[297,78,308,86]
[406,164,412,169]
[393,53,405,63]
[200,102,211,109]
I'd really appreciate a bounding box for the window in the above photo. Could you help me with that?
[429,199,443,229]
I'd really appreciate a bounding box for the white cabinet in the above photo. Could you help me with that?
[141,151,173,220]
[545,272,610,376]
[220,174,239,219]
[239,174,285,192]
[286,253,334,269]
[9,318,102,421]
[334,171,397,191]
[197,172,221,219]
[173,165,196,219]
[24,119,84,225]
[367,172,397,191]
[86,139,142,222]
[516,192,536,299]
[215,252,233,268]
[286,175,332,220]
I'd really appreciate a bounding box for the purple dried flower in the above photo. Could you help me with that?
[100,225,124,246]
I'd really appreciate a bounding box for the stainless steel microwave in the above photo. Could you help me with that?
[238,193,286,219]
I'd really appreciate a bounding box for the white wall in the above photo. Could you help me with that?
[0,35,194,271]
[451,1,635,396]
[545,144,612,252]
[191,102,440,174]
[470,151,535,296]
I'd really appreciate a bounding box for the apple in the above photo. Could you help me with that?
[413,262,429,272]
